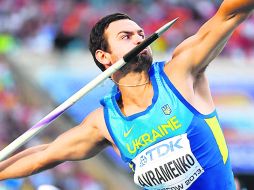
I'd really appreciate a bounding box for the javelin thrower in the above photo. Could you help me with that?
[1,1,254,189]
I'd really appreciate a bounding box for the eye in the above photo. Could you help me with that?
[139,33,145,39]
[121,34,130,40]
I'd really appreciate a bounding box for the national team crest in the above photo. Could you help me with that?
[161,104,172,115]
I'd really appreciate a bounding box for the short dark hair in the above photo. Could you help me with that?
[89,13,132,71]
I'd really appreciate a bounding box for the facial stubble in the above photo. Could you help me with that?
[119,52,153,76]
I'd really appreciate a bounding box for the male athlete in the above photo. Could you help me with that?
[0,1,254,189]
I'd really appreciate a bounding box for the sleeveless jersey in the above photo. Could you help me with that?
[100,61,235,190]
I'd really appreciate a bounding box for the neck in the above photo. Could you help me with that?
[112,71,150,88]
[117,81,153,116]
[111,78,150,87]
[113,72,153,110]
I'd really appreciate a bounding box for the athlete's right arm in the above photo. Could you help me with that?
[0,108,109,180]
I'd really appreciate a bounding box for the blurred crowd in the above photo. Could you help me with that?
[0,0,253,57]
[0,56,105,190]
[0,0,253,189]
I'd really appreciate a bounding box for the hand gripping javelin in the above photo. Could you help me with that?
[0,18,178,161]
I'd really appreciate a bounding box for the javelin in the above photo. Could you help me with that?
[0,18,178,161]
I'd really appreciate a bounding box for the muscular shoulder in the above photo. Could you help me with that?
[81,107,111,141]
[81,107,105,129]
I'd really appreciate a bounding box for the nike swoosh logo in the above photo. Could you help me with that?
[124,126,135,137]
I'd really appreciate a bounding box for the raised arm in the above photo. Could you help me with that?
[0,108,109,180]
[166,0,254,78]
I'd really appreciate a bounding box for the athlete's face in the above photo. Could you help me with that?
[101,19,153,75]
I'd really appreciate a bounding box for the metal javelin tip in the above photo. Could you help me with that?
[156,17,178,36]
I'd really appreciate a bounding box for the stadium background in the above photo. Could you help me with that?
[0,0,254,189]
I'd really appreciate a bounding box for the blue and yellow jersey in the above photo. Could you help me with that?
[100,62,235,190]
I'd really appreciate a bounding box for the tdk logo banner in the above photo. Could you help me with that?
[132,134,204,189]
[140,137,183,167]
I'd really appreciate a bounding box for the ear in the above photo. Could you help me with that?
[95,50,112,69]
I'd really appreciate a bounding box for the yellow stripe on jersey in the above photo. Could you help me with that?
[205,116,228,164]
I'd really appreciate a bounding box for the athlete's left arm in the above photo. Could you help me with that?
[166,0,254,78]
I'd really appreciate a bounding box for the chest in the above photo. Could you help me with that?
[105,90,195,163]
